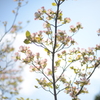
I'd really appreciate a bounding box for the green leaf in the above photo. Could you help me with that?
[24,39,31,44]
[44,48,50,55]
[52,2,57,6]
[55,60,61,67]
[26,31,30,38]
[2,96,8,99]
[34,85,38,88]
[70,66,74,69]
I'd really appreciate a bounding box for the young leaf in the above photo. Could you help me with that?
[26,31,31,38]
[44,48,50,55]
[24,39,31,44]
[34,85,38,88]
[52,2,57,6]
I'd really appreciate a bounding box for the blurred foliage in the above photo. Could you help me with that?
[0,0,29,100]
[16,97,39,100]
[94,93,100,100]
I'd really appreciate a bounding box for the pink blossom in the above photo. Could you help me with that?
[19,46,24,52]
[88,57,93,61]
[29,66,34,72]
[23,46,28,51]
[62,50,66,55]
[43,23,47,28]
[81,48,86,53]
[43,59,47,62]
[32,33,36,37]
[47,9,52,14]
[26,50,32,55]
[34,12,40,20]
[38,31,42,34]
[41,6,44,9]
[38,6,45,13]
[67,36,72,41]
[13,52,20,61]
[70,25,74,29]
[38,9,42,13]
[36,53,40,57]
[80,77,90,84]
[88,47,93,52]
[98,57,100,60]
[15,52,19,56]
[76,22,81,25]
[97,28,100,33]
[18,21,22,24]
[64,17,71,23]
[47,68,51,71]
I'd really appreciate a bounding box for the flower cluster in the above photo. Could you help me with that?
[68,47,99,64]
[62,17,71,24]
[15,46,48,72]
[13,52,20,61]
[70,22,83,33]
[95,44,100,50]
[34,7,46,20]
[29,65,41,72]
[0,68,23,99]
[70,87,88,100]
[59,75,67,83]
[10,24,22,33]
[24,31,43,44]
[19,46,29,52]
[69,87,80,98]
[46,9,56,20]
[14,46,34,63]
[57,50,67,58]
[46,68,52,76]
[22,51,34,64]
[56,30,76,46]
[34,6,71,25]
[43,23,51,29]
[2,21,7,26]
[64,84,88,100]
[19,46,34,62]
[36,78,52,88]
[33,58,47,70]
[74,77,90,86]
[30,31,43,43]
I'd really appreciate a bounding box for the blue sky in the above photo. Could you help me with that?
[0,0,100,100]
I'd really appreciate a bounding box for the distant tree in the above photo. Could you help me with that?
[0,0,29,99]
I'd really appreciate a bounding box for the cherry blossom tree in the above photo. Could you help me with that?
[16,0,100,100]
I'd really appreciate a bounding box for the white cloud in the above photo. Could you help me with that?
[91,68,100,80]
[19,66,37,95]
